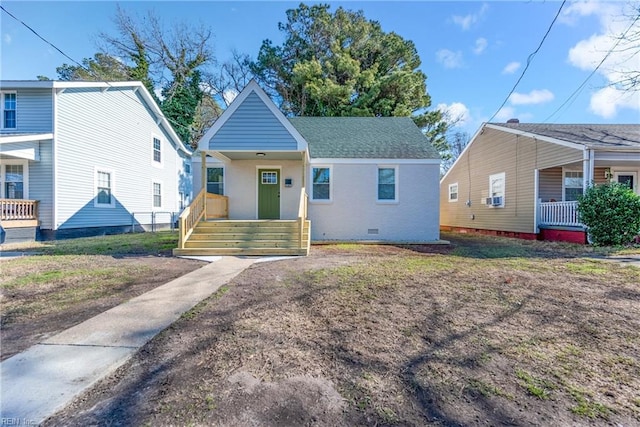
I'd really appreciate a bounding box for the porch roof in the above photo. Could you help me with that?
[289,117,440,159]
[491,123,640,150]
[0,133,52,160]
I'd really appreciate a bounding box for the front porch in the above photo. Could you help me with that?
[0,199,39,244]
[173,185,310,256]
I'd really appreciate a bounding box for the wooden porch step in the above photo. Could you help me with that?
[175,219,311,256]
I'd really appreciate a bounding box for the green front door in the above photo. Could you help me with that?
[258,169,280,219]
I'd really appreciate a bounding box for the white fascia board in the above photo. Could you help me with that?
[0,133,53,144]
[595,151,640,161]
[484,123,585,150]
[309,158,440,165]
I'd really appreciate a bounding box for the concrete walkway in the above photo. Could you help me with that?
[0,256,256,425]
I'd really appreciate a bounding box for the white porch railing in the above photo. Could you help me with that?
[538,201,582,227]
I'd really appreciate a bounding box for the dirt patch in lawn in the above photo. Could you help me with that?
[1,254,205,360]
[43,236,640,426]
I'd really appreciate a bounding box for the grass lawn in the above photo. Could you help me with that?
[0,231,205,360]
[39,232,640,427]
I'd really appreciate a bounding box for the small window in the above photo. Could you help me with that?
[153,182,162,208]
[95,170,114,207]
[312,167,330,201]
[378,167,397,201]
[153,137,161,163]
[261,171,278,184]
[2,92,16,129]
[448,183,458,202]
[207,167,224,195]
[564,170,583,201]
[488,172,505,207]
[185,163,191,174]
[4,164,24,199]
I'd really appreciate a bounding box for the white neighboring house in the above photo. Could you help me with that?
[0,80,192,243]
[180,80,441,256]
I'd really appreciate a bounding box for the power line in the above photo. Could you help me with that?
[543,13,640,123]
[0,4,196,142]
[487,0,567,123]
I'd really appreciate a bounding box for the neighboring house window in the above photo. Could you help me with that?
[377,166,397,201]
[207,167,224,195]
[488,172,505,207]
[564,170,583,201]
[153,182,162,208]
[2,92,16,129]
[153,137,161,163]
[311,167,331,201]
[4,164,24,199]
[448,183,459,202]
[185,162,191,174]
[95,169,114,207]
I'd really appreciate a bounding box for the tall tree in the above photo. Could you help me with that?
[56,53,131,81]
[252,3,435,119]
[160,71,204,146]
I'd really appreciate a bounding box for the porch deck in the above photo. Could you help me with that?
[0,199,39,228]
[173,188,311,256]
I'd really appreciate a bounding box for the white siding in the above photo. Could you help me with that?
[28,140,54,229]
[0,88,53,134]
[54,87,190,230]
[208,92,299,151]
[309,162,440,242]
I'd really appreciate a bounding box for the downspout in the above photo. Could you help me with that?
[534,169,539,234]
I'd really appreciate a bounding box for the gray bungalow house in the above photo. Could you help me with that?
[0,80,192,243]
[176,80,441,256]
[440,122,640,243]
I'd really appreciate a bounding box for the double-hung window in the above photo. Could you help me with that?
[377,166,397,202]
[207,167,224,195]
[153,137,161,164]
[4,165,24,199]
[563,170,583,201]
[95,169,114,207]
[488,172,505,207]
[153,182,162,208]
[2,92,17,129]
[311,167,331,201]
[448,183,458,202]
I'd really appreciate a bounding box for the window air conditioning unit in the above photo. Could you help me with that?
[485,196,503,206]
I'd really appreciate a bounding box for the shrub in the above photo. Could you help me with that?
[577,182,640,246]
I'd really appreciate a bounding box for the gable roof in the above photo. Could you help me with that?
[289,117,440,159]
[197,80,308,153]
[0,80,192,155]
[488,123,640,150]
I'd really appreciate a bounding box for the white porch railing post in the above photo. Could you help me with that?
[538,201,582,227]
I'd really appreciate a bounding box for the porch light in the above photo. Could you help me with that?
[256,152,266,157]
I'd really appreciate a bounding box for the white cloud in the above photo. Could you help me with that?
[564,1,640,117]
[223,89,239,105]
[3,34,11,44]
[589,86,640,119]
[509,89,555,105]
[436,49,464,69]
[437,102,471,126]
[473,38,488,55]
[452,3,489,30]
[502,61,520,74]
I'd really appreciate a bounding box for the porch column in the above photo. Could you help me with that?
[201,150,207,218]
[533,169,539,233]
[582,148,594,194]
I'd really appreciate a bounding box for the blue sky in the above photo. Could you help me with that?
[1,1,638,135]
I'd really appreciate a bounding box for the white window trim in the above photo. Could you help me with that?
[152,134,163,168]
[376,165,399,204]
[612,170,639,195]
[1,91,17,130]
[310,165,332,203]
[488,172,505,208]
[152,180,163,210]
[448,182,459,203]
[0,159,29,199]
[206,166,225,196]
[562,167,584,201]
[94,167,115,208]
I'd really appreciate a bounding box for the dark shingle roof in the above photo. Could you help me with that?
[289,117,439,159]
[490,123,640,149]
